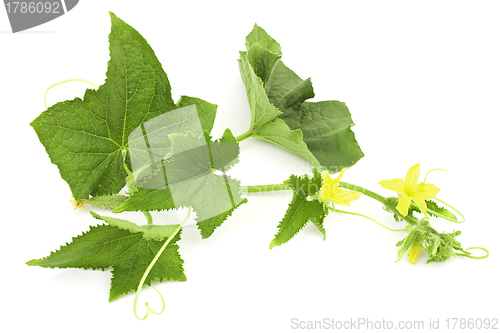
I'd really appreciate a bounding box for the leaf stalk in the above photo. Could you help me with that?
[235,129,254,142]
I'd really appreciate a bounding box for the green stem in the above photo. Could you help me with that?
[133,208,191,320]
[123,163,132,177]
[142,211,153,225]
[235,129,254,142]
[44,78,99,109]
[242,182,419,226]
[339,181,418,226]
[241,184,289,193]
[328,206,407,232]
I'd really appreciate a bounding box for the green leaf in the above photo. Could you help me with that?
[176,95,218,136]
[30,13,217,200]
[269,168,327,249]
[206,129,240,170]
[253,119,320,166]
[239,24,364,171]
[264,59,314,109]
[424,200,457,220]
[281,101,364,170]
[90,211,179,241]
[246,40,281,84]
[113,187,176,213]
[114,129,247,238]
[26,222,185,302]
[238,51,282,130]
[245,24,282,57]
[197,197,247,239]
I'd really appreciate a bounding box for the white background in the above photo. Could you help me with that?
[1,1,499,332]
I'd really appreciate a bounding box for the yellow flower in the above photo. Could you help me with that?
[379,163,440,217]
[408,242,421,264]
[318,168,361,206]
[70,197,87,211]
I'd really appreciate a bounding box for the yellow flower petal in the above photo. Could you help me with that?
[396,193,412,216]
[408,243,421,264]
[412,196,429,216]
[331,188,361,206]
[331,168,346,186]
[321,170,332,181]
[379,163,440,218]
[319,169,341,202]
[410,182,440,199]
[318,172,334,202]
[318,169,360,206]
[378,178,405,193]
[404,163,421,191]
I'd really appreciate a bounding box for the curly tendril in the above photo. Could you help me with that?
[133,208,192,320]
[44,78,99,109]
[457,247,489,260]
[423,168,448,183]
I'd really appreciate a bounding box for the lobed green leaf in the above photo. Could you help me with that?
[30,13,217,200]
[238,24,364,171]
[115,129,247,238]
[27,223,185,302]
[270,168,327,248]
